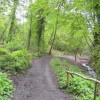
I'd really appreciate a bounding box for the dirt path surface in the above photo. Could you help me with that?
[57,55,90,67]
[12,56,72,100]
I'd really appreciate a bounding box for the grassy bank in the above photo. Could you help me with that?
[50,58,100,100]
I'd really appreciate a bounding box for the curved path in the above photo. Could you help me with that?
[12,56,72,100]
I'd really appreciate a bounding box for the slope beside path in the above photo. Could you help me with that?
[12,56,72,100]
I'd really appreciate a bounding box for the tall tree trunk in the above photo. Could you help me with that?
[0,20,10,42]
[8,0,18,36]
[27,12,32,50]
[48,20,58,55]
[91,2,100,78]
[48,1,61,55]
[36,9,45,53]
[27,27,32,50]
[93,4,100,46]
[74,52,77,61]
[37,16,45,47]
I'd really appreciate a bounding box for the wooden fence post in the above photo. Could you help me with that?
[94,82,97,100]
[67,67,70,87]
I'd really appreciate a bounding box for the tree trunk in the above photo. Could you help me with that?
[37,17,45,47]
[74,52,77,61]
[93,4,100,46]
[27,29,32,50]
[91,3,100,78]
[8,0,18,36]
[27,12,32,50]
[36,9,45,53]
[48,24,58,55]
[48,1,61,55]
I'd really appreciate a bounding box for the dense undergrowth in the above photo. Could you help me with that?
[0,47,32,99]
[50,58,100,100]
[0,40,32,99]
[0,48,32,75]
[0,49,31,99]
[0,72,14,100]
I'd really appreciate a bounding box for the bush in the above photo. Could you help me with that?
[10,50,32,73]
[0,49,32,75]
[91,45,100,76]
[0,72,14,100]
[6,36,25,52]
[70,77,94,100]
[0,48,8,55]
[50,58,100,100]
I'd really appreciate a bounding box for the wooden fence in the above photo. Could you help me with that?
[66,70,100,100]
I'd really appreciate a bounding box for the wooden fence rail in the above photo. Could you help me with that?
[66,70,100,100]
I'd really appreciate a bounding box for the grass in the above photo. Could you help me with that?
[50,57,100,100]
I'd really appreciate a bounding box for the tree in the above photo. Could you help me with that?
[48,0,65,55]
[27,0,32,50]
[91,0,100,77]
[70,0,100,77]
[8,0,18,36]
[93,1,100,46]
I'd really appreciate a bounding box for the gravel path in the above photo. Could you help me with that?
[12,56,72,100]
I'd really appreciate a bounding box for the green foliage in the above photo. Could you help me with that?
[0,72,14,100]
[10,50,32,73]
[0,0,100,99]
[91,45,100,76]
[0,16,5,30]
[0,48,32,75]
[6,35,26,52]
[0,48,9,55]
[51,58,66,88]
[15,0,93,56]
[28,0,49,53]
[70,77,94,100]
[53,39,67,51]
[50,58,100,100]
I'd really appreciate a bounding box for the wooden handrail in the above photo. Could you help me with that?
[66,70,100,84]
[66,70,100,100]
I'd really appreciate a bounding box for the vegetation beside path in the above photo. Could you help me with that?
[50,58,100,100]
[0,48,32,100]
[0,0,100,99]
[0,72,14,100]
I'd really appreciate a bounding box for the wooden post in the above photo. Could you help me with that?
[67,67,70,87]
[66,70,100,99]
[94,82,97,100]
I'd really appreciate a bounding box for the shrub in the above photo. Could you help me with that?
[91,45,100,76]
[70,76,94,100]
[6,36,25,52]
[0,72,14,100]
[10,50,32,73]
[0,48,8,55]
[0,49,32,74]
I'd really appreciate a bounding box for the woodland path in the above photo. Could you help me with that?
[12,56,72,100]
[57,55,90,66]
